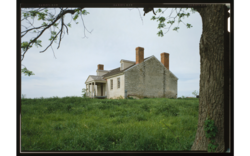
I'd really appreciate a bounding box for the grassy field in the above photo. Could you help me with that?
[21,96,199,151]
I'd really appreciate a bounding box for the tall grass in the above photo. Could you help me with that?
[21,96,199,151]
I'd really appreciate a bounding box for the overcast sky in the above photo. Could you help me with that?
[21,8,202,98]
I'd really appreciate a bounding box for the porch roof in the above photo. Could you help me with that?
[85,75,106,84]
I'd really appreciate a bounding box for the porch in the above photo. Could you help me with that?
[85,80,107,99]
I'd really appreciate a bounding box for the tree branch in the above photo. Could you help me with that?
[21,8,84,61]
[137,8,143,25]
[79,12,93,39]
[57,17,64,49]
[163,8,182,34]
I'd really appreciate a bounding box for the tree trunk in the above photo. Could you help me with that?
[191,5,229,152]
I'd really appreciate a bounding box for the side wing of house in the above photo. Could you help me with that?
[124,56,178,98]
[105,74,125,99]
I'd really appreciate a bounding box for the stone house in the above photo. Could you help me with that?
[85,47,178,99]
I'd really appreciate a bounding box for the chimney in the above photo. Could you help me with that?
[136,47,144,64]
[161,52,169,70]
[97,64,104,70]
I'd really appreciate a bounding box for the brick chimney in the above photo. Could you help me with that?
[161,52,169,70]
[97,64,104,70]
[136,47,144,64]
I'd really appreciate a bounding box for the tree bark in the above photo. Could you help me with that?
[191,5,229,152]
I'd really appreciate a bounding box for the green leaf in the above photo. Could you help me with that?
[151,16,156,20]
[73,14,79,21]
[53,23,58,27]
[42,22,48,26]
[173,27,180,32]
[51,31,56,36]
[167,20,175,25]
[38,12,47,20]
[21,67,35,76]
[34,40,42,47]
[157,17,166,23]
[157,23,166,29]
[21,42,32,51]
[81,9,90,15]
[178,19,182,23]
[157,30,163,37]
[186,23,193,28]
[67,23,71,28]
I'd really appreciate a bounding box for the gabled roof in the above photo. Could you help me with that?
[123,55,178,80]
[102,57,151,78]
[85,75,106,83]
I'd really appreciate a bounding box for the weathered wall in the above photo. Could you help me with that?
[124,56,177,98]
[106,74,125,99]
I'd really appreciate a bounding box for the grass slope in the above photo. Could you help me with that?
[21,97,199,151]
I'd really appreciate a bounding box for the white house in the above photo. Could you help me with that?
[85,47,178,99]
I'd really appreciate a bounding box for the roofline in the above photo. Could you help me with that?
[103,73,124,79]
[120,59,135,63]
[96,69,110,72]
[85,80,107,84]
[123,55,154,72]
[123,55,178,80]
[152,55,178,80]
[85,75,107,84]
[85,75,91,84]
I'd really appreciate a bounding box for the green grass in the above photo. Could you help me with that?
[21,96,199,151]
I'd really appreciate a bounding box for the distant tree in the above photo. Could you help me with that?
[192,90,199,97]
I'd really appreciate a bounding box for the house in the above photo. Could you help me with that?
[85,47,178,99]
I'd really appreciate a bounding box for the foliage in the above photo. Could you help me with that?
[21,94,27,99]
[81,88,88,97]
[192,90,199,97]
[151,8,196,37]
[21,8,91,76]
[204,117,218,152]
[21,67,35,76]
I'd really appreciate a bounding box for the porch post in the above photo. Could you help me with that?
[88,84,90,97]
[94,82,96,98]
[92,82,94,98]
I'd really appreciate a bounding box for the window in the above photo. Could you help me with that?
[111,79,113,89]
[117,78,120,88]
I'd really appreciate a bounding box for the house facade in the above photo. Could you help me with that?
[85,47,178,99]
